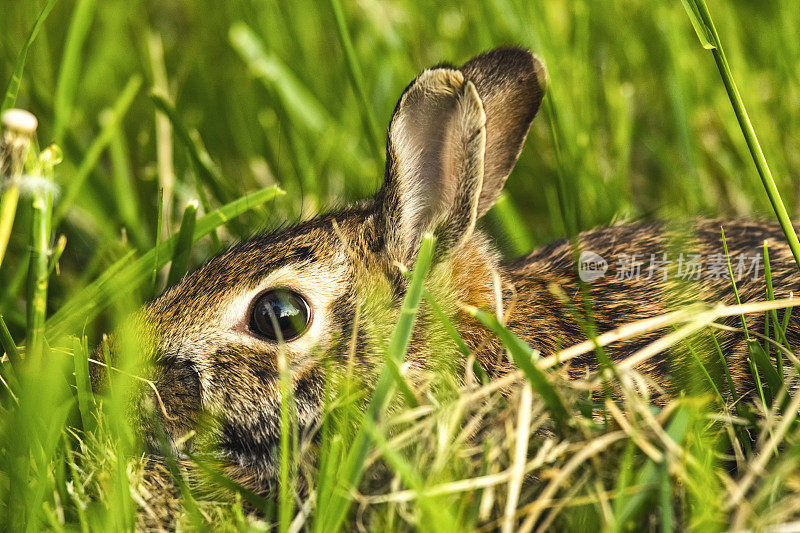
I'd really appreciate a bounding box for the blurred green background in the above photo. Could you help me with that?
[1,0,799,338]
[2,2,800,529]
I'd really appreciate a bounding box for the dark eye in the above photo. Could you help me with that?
[249,290,311,341]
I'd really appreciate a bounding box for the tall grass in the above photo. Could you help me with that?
[2,0,800,530]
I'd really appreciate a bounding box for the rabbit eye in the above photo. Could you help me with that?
[249,290,311,341]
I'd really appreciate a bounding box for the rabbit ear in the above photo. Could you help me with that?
[461,48,547,217]
[378,68,487,264]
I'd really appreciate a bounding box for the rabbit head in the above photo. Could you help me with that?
[131,48,547,490]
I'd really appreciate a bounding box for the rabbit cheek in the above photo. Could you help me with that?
[140,356,202,453]
[207,347,325,475]
[191,333,334,472]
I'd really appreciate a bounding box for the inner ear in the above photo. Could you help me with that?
[380,69,487,265]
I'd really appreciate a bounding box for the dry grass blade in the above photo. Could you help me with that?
[517,432,629,532]
[728,389,800,510]
[543,298,800,371]
[606,399,663,462]
[503,383,533,533]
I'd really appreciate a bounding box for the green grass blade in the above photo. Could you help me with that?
[318,234,436,533]
[1,314,21,368]
[362,418,461,533]
[747,339,783,406]
[706,329,748,453]
[613,405,692,528]
[659,460,674,533]
[45,185,285,339]
[683,0,800,272]
[186,158,222,251]
[489,192,534,256]
[150,93,238,205]
[53,75,142,227]
[465,305,569,425]
[26,168,53,364]
[1,0,58,113]
[279,352,299,532]
[107,118,147,248]
[0,314,21,403]
[187,453,272,511]
[398,263,485,387]
[328,0,383,161]
[422,288,489,383]
[721,226,769,409]
[679,0,715,50]
[782,304,794,342]
[763,242,786,374]
[611,440,637,527]
[386,236,436,372]
[152,427,204,528]
[721,227,747,334]
[72,336,95,431]
[46,234,67,279]
[53,0,98,143]
[0,185,20,272]
[151,187,164,298]
[542,94,579,238]
[0,252,30,313]
[62,438,89,531]
[382,345,419,408]
[229,23,331,135]
[678,328,724,406]
[165,201,198,288]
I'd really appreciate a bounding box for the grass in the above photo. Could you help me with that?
[2,0,800,530]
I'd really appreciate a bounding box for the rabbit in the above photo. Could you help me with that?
[104,47,800,501]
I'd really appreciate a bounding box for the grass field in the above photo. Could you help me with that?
[2,0,800,530]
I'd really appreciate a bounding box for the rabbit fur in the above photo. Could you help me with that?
[97,48,800,501]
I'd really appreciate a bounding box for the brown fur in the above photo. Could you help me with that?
[97,48,800,510]
[489,219,800,395]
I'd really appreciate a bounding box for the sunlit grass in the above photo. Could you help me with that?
[2,0,800,530]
